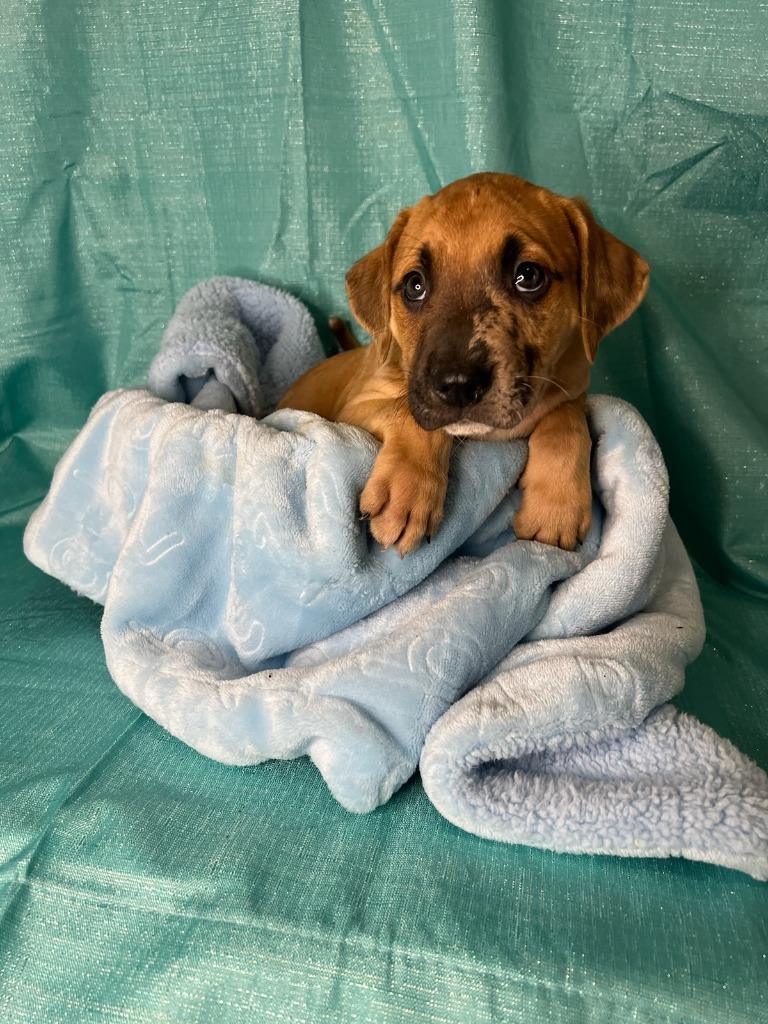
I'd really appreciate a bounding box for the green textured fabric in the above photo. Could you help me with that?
[1,1,766,1022]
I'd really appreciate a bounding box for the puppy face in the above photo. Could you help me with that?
[346,173,649,436]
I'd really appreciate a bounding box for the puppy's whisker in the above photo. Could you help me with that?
[527,374,571,398]
[392,391,411,417]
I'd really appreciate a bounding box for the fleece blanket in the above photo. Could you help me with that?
[24,277,768,880]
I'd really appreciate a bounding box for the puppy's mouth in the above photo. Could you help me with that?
[408,378,534,434]
[442,420,497,437]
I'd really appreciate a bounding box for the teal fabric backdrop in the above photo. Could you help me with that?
[1,2,766,1022]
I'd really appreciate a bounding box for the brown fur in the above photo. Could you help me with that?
[278,173,649,555]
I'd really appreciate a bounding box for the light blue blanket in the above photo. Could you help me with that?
[24,277,768,879]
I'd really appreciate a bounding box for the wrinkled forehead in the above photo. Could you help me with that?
[392,180,578,280]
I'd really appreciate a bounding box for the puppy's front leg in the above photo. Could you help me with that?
[359,414,452,556]
[513,397,593,550]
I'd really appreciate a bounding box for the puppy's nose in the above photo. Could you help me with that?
[432,366,493,408]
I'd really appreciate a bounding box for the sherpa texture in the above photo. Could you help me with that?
[148,275,325,415]
[420,527,768,876]
[23,277,768,880]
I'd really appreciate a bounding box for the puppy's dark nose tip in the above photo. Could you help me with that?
[432,367,492,408]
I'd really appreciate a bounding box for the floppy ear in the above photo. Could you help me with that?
[563,197,650,363]
[345,207,411,361]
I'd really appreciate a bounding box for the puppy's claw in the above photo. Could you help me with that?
[360,459,447,556]
[513,485,592,551]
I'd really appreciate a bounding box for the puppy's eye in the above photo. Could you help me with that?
[402,270,428,304]
[514,261,547,295]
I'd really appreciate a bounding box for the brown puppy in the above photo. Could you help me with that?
[278,173,649,555]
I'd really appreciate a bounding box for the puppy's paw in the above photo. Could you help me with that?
[513,472,592,551]
[360,456,448,556]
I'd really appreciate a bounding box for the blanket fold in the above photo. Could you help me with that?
[147,276,325,416]
[421,524,768,876]
[24,277,768,880]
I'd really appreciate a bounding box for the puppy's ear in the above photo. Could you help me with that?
[563,197,650,363]
[346,207,411,360]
